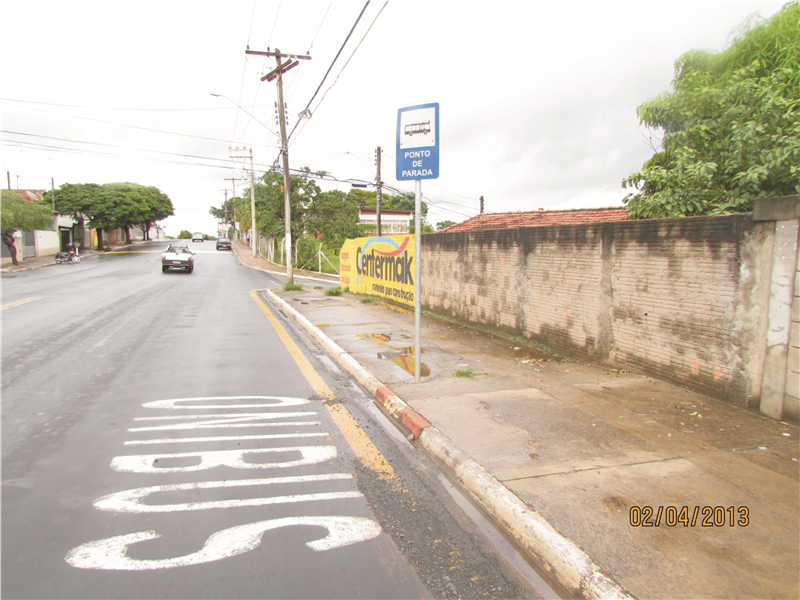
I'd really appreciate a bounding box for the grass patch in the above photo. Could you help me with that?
[454,366,476,378]
[314,285,322,289]
[283,282,304,292]
[325,286,343,296]
[359,296,380,304]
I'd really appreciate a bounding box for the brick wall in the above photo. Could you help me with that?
[422,214,776,409]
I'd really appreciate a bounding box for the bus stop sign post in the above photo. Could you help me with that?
[396,103,439,382]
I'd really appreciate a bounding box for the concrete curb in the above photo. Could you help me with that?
[265,289,636,600]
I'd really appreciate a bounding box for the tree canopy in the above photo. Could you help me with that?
[1,190,55,232]
[44,182,174,247]
[1,190,55,265]
[622,1,799,218]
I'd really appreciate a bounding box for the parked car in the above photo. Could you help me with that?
[192,232,205,242]
[162,244,195,273]
[216,237,231,251]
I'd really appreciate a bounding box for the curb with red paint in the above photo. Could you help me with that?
[264,289,635,600]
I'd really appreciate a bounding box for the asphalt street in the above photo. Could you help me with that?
[1,240,545,599]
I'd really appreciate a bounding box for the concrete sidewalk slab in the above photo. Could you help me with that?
[237,242,800,599]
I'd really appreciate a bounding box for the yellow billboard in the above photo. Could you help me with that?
[339,234,416,308]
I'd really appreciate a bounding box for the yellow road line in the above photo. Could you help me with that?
[2,297,42,311]
[249,289,335,401]
[249,288,397,480]
[141,257,159,266]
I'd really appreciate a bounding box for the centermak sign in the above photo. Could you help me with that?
[396,103,439,181]
[339,235,416,308]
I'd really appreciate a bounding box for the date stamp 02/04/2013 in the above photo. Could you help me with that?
[629,506,750,527]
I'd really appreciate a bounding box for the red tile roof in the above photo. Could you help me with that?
[440,207,628,232]
[13,190,46,202]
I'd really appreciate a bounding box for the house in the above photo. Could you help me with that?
[358,209,414,235]
[439,207,629,233]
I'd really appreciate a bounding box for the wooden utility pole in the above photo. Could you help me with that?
[375,146,383,237]
[246,47,311,284]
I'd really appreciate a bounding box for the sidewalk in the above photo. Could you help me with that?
[179,242,800,597]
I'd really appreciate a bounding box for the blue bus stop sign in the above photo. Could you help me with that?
[396,103,439,181]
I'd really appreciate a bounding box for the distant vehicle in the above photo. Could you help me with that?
[162,244,195,273]
[192,232,205,242]
[216,237,231,251]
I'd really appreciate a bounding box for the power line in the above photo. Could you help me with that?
[286,1,371,143]
[289,0,389,146]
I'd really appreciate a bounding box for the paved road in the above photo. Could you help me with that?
[2,240,544,599]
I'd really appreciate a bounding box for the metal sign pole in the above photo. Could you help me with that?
[414,179,422,382]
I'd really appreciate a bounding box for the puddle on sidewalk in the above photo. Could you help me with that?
[357,333,430,377]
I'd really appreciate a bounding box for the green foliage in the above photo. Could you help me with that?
[210,197,237,225]
[325,286,343,296]
[177,230,192,239]
[43,182,174,246]
[454,366,476,378]
[623,1,800,218]
[1,190,54,232]
[304,189,361,248]
[283,282,304,291]
[359,296,379,304]
[436,220,456,230]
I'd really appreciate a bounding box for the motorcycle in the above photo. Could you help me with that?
[55,243,81,264]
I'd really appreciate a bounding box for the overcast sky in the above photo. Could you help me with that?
[0,0,786,235]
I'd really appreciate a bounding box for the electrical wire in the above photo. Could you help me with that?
[289,0,389,146]
[285,0,371,144]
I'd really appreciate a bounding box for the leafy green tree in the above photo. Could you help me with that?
[304,189,362,249]
[1,190,54,265]
[622,1,799,218]
[44,182,173,248]
[436,220,456,230]
[177,230,192,239]
[210,197,237,227]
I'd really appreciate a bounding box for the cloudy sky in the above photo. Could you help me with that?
[1,0,786,235]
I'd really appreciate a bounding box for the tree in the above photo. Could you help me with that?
[1,190,54,266]
[436,220,456,231]
[178,230,192,239]
[304,189,362,249]
[210,197,237,228]
[44,182,174,248]
[622,1,799,218]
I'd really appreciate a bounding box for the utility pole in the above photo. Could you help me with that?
[246,47,311,284]
[230,147,257,257]
[375,146,383,237]
[480,195,484,214]
[224,176,243,239]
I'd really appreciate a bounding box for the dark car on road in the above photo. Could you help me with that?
[216,237,231,251]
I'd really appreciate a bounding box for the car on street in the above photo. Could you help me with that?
[192,232,205,242]
[162,244,195,273]
[216,237,231,251]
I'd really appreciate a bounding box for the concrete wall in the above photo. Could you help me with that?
[422,197,799,421]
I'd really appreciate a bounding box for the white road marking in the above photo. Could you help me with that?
[141,396,309,409]
[129,413,318,432]
[124,432,328,445]
[111,446,338,473]
[93,474,361,513]
[66,516,382,570]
